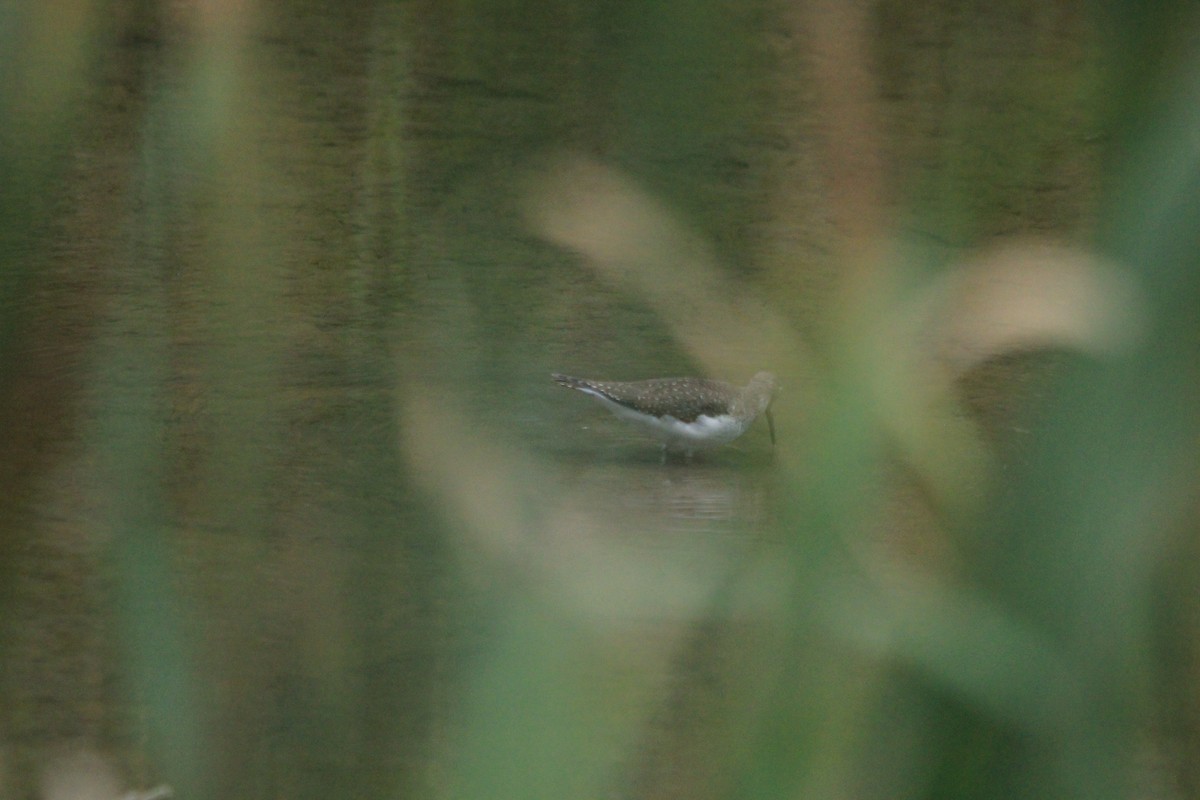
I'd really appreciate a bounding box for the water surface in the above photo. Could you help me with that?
[0,3,1107,798]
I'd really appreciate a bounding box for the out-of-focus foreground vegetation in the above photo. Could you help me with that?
[1,2,1198,799]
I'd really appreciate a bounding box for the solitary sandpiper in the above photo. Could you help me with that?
[552,371,776,455]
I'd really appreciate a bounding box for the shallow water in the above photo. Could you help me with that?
[0,3,1107,798]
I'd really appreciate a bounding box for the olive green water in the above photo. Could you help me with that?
[8,3,1183,800]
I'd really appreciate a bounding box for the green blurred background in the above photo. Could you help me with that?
[1,1,1198,799]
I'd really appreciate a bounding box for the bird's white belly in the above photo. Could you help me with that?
[597,397,747,449]
[655,414,747,448]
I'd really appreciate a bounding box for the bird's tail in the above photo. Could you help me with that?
[551,373,588,391]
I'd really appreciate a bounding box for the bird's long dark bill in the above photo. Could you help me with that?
[766,408,776,445]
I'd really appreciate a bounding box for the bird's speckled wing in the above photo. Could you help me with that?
[552,374,733,422]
